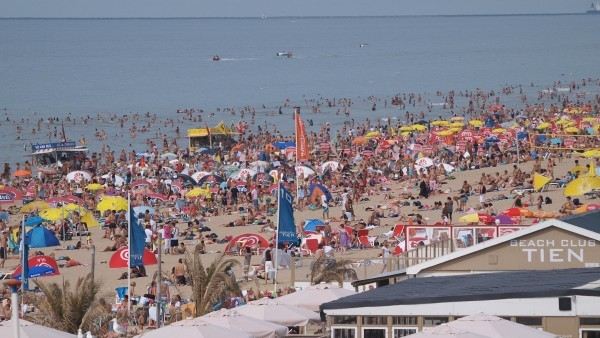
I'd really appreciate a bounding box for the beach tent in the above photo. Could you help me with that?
[308,183,332,203]
[275,285,355,312]
[443,313,558,338]
[224,233,269,253]
[109,246,157,268]
[134,321,250,338]
[303,219,326,232]
[197,309,288,338]
[13,255,60,279]
[27,226,60,248]
[234,298,321,327]
[24,215,44,227]
[0,319,76,338]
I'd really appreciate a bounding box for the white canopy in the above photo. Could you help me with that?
[134,320,250,338]
[275,285,355,311]
[234,298,321,327]
[446,314,557,338]
[406,324,488,338]
[0,319,77,338]
[197,309,288,338]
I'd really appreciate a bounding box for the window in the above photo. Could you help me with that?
[332,327,356,338]
[424,317,449,327]
[581,330,600,338]
[362,327,387,338]
[392,316,418,326]
[515,317,542,326]
[332,316,357,325]
[363,316,388,325]
[581,318,600,326]
[393,327,418,337]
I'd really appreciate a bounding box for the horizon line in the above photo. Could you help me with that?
[0,12,589,20]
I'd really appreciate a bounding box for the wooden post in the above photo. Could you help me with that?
[156,235,162,328]
[290,255,296,289]
[90,245,95,281]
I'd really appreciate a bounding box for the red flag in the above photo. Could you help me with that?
[295,110,309,162]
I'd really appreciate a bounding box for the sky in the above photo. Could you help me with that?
[0,0,592,18]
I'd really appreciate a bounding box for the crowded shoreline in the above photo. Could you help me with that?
[0,76,600,336]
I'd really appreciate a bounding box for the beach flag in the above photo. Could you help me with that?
[277,184,299,245]
[294,110,309,162]
[129,204,146,267]
[533,172,551,191]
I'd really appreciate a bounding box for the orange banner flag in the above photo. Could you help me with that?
[295,109,309,162]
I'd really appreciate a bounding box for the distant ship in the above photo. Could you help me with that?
[587,1,600,14]
[276,51,293,58]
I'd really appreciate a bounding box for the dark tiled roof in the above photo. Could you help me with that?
[321,268,600,313]
[562,210,600,234]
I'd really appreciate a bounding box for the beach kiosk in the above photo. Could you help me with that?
[187,121,236,152]
[29,141,88,176]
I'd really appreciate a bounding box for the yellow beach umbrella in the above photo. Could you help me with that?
[186,187,211,198]
[565,126,580,134]
[468,120,484,127]
[400,131,412,136]
[437,130,454,137]
[410,124,427,132]
[536,122,551,130]
[431,120,449,127]
[533,173,551,191]
[20,200,50,213]
[583,117,597,122]
[81,212,100,228]
[449,122,464,128]
[555,119,571,126]
[581,149,600,158]
[492,128,506,134]
[96,196,128,212]
[365,130,381,138]
[86,183,105,191]
[564,176,600,197]
[398,126,413,132]
[449,127,462,133]
[450,116,464,122]
[39,208,68,221]
[458,213,480,223]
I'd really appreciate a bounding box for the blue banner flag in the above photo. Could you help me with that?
[129,207,146,267]
[277,184,299,245]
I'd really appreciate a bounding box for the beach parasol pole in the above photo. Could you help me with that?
[273,180,281,293]
[127,193,131,318]
[4,279,21,338]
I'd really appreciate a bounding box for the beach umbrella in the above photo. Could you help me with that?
[191,171,211,182]
[80,212,100,228]
[230,168,258,180]
[445,313,557,338]
[532,173,551,191]
[303,219,326,232]
[133,205,155,215]
[100,174,125,187]
[405,324,489,338]
[224,233,270,252]
[46,195,84,205]
[12,255,60,280]
[437,130,454,137]
[85,183,105,191]
[581,149,600,158]
[234,298,321,327]
[450,116,464,121]
[309,183,332,203]
[295,165,315,178]
[564,176,600,197]
[275,285,355,312]
[492,128,505,134]
[415,157,434,168]
[14,169,32,177]
[431,120,449,127]
[0,319,76,338]
[96,196,128,212]
[24,215,44,227]
[449,122,464,128]
[352,136,368,145]
[458,213,480,224]
[130,179,153,189]
[565,126,580,134]
[27,226,60,248]
[468,119,484,127]
[160,152,178,160]
[198,174,225,185]
[109,246,157,268]
[536,122,551,130]
[186,187,211,198]
[61,203,86,213]
[365,130,381,138]
[20,200,50,213]
[145,192,169,202]
[410,124,427,132]
[320,161,340,174]
[134,321,250,338]
[253,172,274,184]
[65,170,92,183]
[197,309,288,338]
[39,208,68,221]
[173,174,198,186]
[441,163,455,173]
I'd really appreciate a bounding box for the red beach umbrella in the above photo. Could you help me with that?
[109,246,158,268]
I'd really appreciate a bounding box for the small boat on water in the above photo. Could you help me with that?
[587,1,600,13]
[276,51,293,58]
[212,55,221,61]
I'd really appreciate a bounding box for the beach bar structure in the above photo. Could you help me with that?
[187,121,237,152]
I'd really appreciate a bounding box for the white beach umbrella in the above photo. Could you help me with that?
[101,174,125,187]
[234,298,321,327]
[230,168,257,180]
[441,163,455,173]
[191,171,211,182]
[0,319,77,338]
[320,161,340,174]
[295,165,316,178]
[275,285,355,312]
[197,309,288,338]
[447,314,557,338]
[415,157,434,168]
[66,170,92,183]
[134,320,250,338]
[249,160,270,170]
[405,324,488,338]
[160,152,178,160]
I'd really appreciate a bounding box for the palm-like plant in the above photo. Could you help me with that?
[31,273,108,334]
[185,252,241,316]
[310,257,358,287]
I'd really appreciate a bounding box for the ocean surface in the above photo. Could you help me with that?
[0,15,599,163]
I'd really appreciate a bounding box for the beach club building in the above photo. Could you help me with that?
[320,212,600,338]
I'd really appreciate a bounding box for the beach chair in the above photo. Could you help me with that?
[305,238,319,255]
[358,229,372,248]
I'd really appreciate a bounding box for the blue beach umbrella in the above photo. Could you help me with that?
[24,215,44,227]
[27,226,60,248]
[304,219,325,232]
[15,265,56,280]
